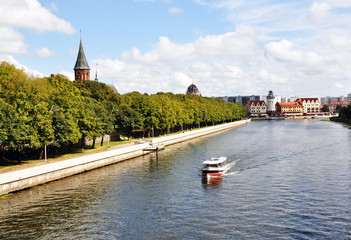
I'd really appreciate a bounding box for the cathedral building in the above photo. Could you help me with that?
[186,83,201,96]
[74,39,90,81]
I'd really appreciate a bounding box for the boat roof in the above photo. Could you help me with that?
[203,157,227,164]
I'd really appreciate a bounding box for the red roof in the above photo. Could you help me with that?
[329,101,349,106]
[277,102,302,107]
[296,98,319,102]
[246,100,266,106]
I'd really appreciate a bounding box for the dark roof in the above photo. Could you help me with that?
[74,39,90,70]
[186,83,200,95]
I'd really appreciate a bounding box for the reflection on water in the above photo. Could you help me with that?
[0,120,351,239]
[201,176,223,188]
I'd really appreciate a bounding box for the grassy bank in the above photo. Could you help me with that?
[0,140,132,174]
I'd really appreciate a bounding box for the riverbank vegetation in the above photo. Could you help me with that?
[0,62,247,163]
[330,103,351,124]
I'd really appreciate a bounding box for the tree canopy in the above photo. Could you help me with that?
[0,62,247,161]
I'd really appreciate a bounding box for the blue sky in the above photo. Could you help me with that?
[1,0,351,98]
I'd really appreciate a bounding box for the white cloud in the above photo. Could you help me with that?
[258,69,288,84]
[309,2,331,23]
[95,0,351,97]
[0,27,26,54]
[48,2,58,12]
[0,0,75,75]
[91,58,172,94]
[0,55,44,77]
[100,25,262,95]
[35,47,55,57]
[194,0,243,10]
[59,70,74,81]
[68,49,78,55]
[0,0,75,80]
[0,0,75,34]
[173,72,192,88]
[122,25,257,66]
[333,82,344,88]
[325,0,351,8]
[264,39,342,70]
[168,7,183,15]
[329,35,351,48]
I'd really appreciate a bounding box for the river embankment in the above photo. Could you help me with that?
[0,119,251,196]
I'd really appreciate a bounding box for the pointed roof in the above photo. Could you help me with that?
[246,100,266,106]
[94,63,98,81]
[74,39,90,70]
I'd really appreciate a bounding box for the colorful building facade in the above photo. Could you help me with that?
[296,98,320,115]
[245,100,267,116]
[275,102,303,116]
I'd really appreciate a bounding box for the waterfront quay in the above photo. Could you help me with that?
[0,119,251,196]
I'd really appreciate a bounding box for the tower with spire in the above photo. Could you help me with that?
[74,37,90,81]
[94,63,98,81]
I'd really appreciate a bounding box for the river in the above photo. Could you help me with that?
[0,120,350,239]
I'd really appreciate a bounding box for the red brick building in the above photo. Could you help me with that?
[74,39,90,81]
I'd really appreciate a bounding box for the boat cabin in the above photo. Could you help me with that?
[202,157,227,168]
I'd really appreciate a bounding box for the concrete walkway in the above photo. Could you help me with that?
[0,119,251,196]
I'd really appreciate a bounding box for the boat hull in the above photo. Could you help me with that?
[201,168,228,177]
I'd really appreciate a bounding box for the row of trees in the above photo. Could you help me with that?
[339,104,351,120]
[0,62,247,161]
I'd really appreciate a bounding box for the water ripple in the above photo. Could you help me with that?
[0,120,351,239]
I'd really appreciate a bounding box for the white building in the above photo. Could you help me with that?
[245,100,267,116]
[296,98,320,114]
[262,90,280,113]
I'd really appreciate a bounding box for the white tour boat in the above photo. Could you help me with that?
[201,157,228,177]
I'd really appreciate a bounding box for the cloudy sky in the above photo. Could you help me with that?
[1,0,350,98]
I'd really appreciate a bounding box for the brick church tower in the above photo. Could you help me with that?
[74,39,90,81]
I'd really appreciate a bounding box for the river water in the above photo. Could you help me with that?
[0,120,350,239]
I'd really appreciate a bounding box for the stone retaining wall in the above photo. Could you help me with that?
[0,119,250,196]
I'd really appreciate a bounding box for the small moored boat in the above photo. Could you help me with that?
[201,157,228,176]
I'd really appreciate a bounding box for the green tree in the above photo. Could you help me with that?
[114,104,143,140]
[322,104,330,113]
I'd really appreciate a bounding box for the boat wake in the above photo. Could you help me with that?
[223,160,239,175]
[226,160,237,169]
[225,171,239,176]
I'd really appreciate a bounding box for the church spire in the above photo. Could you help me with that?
[74,36,90,81]
[95,63,98,81]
